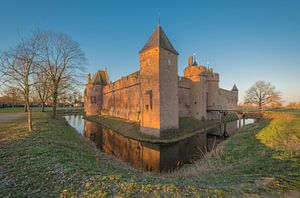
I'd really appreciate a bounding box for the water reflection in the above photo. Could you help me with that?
[64,115,207,172]
[64,115,84,134]
[237,118,255,128]
[64,115,255,172]
[83,119,206,172]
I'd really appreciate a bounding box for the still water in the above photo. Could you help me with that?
[64,115,207,172]
[64,115,255,172]
[237,118,255,127]
[64,115,84,134]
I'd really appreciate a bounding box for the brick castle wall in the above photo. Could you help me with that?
[218,88,238,109]
[101,71,141,122]
[178,76,191,117]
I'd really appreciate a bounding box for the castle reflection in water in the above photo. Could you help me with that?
[64,115,251,172]
[84,119,207,172]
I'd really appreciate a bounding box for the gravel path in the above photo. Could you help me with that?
[0,113,26,123]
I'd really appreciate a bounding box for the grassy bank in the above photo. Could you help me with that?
[0,112,299,197]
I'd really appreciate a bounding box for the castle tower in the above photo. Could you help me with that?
[84,69,109,116]
[206,68,220,119]
[184,56,207,120]
[139,24,179,137]
[231,84,239,108]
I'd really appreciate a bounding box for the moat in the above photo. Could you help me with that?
[64,114,255,172]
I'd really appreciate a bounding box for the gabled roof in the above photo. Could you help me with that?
[140,25,179,55]
[90,69,109,85]
[232,84,238,91]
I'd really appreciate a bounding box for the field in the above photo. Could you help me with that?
[0,110,299,197]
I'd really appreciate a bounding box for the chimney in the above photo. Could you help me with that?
[188,55,193,66]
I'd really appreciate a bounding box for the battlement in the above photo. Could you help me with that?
[207,73,219,81]
[103,71,140,94]
[84,27,239,137]
[204,67,218,81]
[219,88,237,97]
[178,76,191,88]
[184,65,207,77]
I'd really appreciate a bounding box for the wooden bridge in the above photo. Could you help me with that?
[207,105,263,138]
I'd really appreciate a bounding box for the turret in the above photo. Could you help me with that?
[231,84,239,107]
[206,68,220,109]
[84,69,109,116]
[231,84,238,92]
[88,73,91,82]
[139,24,179,137]
[205,68,220,120]
[183,55,207,120]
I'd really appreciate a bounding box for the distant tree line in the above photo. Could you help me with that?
[0,86,83,108]
[0,30,86,131]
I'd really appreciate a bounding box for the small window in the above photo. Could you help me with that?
[91,96,96,104]
[195,101,197,104]
[145,90,152,110]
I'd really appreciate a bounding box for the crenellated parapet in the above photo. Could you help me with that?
[206,68,219,82]
[178,76,191,89]
[182,56,208,119]
[102,71,140,94]
[83,26,239,138]
[184,65,207,79]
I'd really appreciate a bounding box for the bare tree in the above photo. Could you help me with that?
[0,87,22,107]
[37,31,86,118]
[244,81,281,109]
[0,32,41,131]
[33,71,51,112]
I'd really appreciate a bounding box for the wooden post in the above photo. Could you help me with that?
[222,111,229,138]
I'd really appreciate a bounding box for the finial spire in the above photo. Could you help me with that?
[206,60,210,67]
[158,13,160,26]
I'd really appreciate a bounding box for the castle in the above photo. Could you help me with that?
[84,24,238,138]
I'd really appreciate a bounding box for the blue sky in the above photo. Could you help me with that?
[0,0,299,103]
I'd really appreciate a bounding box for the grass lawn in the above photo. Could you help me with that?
[0,112,299,197]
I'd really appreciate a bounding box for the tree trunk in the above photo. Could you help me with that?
[27,109,32,132]
[24,103,28,112]
[25,86,32,132]
[52,83,58,119]
[42,102,45,112]
[12,97,15,108]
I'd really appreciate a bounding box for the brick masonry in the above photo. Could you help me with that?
[84,25,238,137]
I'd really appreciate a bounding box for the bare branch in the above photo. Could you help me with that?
[244,81,281,109]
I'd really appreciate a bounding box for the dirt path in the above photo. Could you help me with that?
[0,113,26,123]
